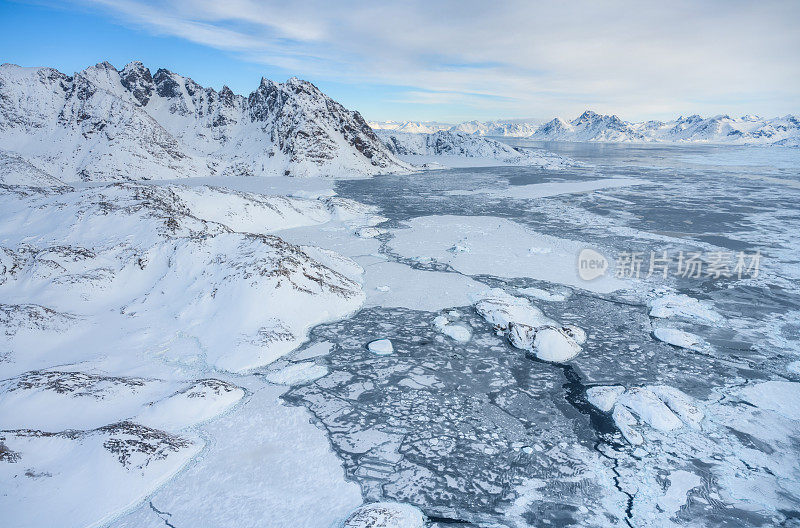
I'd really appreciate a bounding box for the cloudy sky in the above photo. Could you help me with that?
[2,0,799,122]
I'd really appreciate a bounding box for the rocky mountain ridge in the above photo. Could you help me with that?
[0,61,411,183]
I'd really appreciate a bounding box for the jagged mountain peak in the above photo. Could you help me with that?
[120,62,154,106]
[571,110,625,126]
[575,110,600,120]
[0,60,410,182]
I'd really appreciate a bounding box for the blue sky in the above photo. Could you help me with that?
[2,0,798,123]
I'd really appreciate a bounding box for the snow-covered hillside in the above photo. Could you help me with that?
[0,61,411,182]
[0,178,388,527]
[376,130,574,168]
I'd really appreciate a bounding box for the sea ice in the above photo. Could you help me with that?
[586,385,626,412]
[433,313,472,342]
[648,293,724,324]
[508,322,537,350]
[442,324,472,343]
[612,404,644,445]
[738,381,800,421]
[532,326,582,362]
[648,385,705,428]
[264,362,329,386]
[588,384,704,444]
[653,327,706,352]
[343,502,426,528]
[562,324,587,345]
[388,215,625,293]
[474,293,554,331]
[484,177,648,200]
[368,339,394,355]
[617,387,685,431]
[517,286,570,302]
[475,292,583,362]
[657,470,703,515]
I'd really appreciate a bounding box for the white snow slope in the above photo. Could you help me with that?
[0,179,385,528]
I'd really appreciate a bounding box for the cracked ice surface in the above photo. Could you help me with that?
[287,144,800,527]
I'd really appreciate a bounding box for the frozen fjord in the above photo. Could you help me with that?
[279,142,800,527]
[2,142,800,528]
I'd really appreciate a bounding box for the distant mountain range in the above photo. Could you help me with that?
[0,61,410,183]
[370,119,545,138]
[370,111,800,146]
[375,129,573,169]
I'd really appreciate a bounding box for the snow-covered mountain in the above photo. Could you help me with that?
[376,129,573,168]
[450,119,543,137]
[532,111,800,145]
[367,120,451,134]
[0,61,411,182]
[369,119,544,138]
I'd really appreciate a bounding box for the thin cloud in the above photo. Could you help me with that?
[65,0,800,119]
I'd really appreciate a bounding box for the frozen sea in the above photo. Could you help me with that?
[280,142,800,527]
[4,142,799,528]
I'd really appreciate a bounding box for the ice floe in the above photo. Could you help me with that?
[265,361,329,386]
[648,292,724,325]
[433,312,472,343]
[517,286,571,302]
[657,470,703,516]
[531,326,583,362]
[368,339,394,355]
[474,291,585,362]
[389,215,625,293]
[617,387,685,432]
[653,327,707,352]
[586,385,626,412]
[587,384,704,444]
[738,381,800,421]
[442,324,471,343]
[474,293,555,332]
[612,404,645,445]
